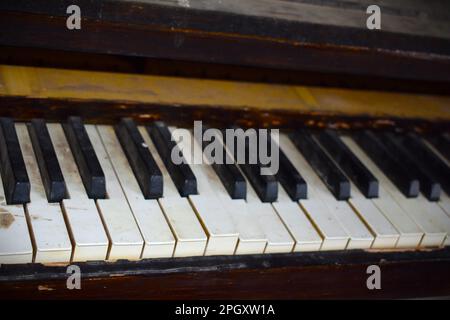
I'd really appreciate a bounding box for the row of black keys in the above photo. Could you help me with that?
[0,116,449,205]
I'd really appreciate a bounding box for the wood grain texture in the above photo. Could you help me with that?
[1,0,450,83]
[2,46,449,95]
[2,0,450,40]
[1,248,450,299]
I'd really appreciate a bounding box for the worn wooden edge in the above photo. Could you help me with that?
[0,96,448,134]
[2,0,450,55]
[1,247,449,281]
[1,64,449,123]
[2,46,450,95]
[1,248,449,299]
[1,5,450,83]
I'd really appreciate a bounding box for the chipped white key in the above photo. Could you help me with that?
[279,134,350,250]
[86,125,143,261]
[342,136,424,248]
[222,199,267,255]
[0,176,33,264]
[48,123,109,262]
[172,129,239,255]
[139,126,207,257]
[17,123,72,263]
[346,136,447,247]
[222,202,268,254]
[97,125,175,258]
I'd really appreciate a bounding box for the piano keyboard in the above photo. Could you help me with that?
[0,118,449,264]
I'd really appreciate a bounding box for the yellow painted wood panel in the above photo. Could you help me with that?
[307,87,450,120]
[0,65,306,111]
[0,65,449,121]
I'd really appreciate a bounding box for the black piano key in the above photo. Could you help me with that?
[383,132,441,201]
[290,130,350,200]
[277,147,308,201]
[63,116,106,199]
[115,118,163,199]
[240,163,278,203]
[427,133,450,162]
[28,119,67,202]
[401,133,450,196]
[212,159,247,200]
[353,130,419,198]
[147,122,197,197]
[0,118,30,204]
[226,128,278,203]
[201,129,246,199]
[316,130,378,198]
[260,132,307,201]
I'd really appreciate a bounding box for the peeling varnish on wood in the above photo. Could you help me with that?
[38,285,55,291]
[42,262,71,267]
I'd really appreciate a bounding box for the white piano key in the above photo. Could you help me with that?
[218,137,294,254]
[268,133,322,251]
[420,139,450,244]
[348,193,399,249]
[97,125,175,258]
[222,199,267,255]
[272,186,323,252]
[212,130,293,253]
[417,200,450,246]
[171,128,239,255]
[85,125,144,261]
[0,179,33,264]
[194,131,267,254]
[327,139,400,249]
[195,129,267,254]
[16,123,72,263]
[295,152,375,249]
[400,199,449,247]
[425,144,450,220]
[345,136,447,247]
[342,136,425,248]
[327,200,375,250]
[439,194,450,219]
[299,159,374,248]
[48,123,109,262]
[139,126,207,257]
[440,195,450,245]
[279,134,351,250]
[244,187,295,254]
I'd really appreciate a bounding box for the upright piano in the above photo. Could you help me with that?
[0,0,449,299]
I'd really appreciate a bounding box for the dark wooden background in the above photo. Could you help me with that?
[1,248,450,299]
[1,0,450,87]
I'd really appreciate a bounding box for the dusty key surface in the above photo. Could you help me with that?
[98,125,175,258]
[49,123,109,262]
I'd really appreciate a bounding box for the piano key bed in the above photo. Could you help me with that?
[0,118,449,298]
